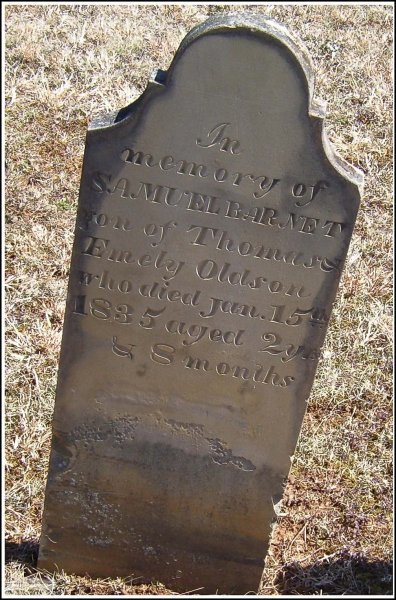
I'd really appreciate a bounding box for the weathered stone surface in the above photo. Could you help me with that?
[38,13,362,594]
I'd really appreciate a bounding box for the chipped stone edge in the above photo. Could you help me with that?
[88,12,363,193]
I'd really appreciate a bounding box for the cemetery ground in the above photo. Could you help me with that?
[4,4,393,597]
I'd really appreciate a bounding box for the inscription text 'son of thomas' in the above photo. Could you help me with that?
[38,13,363,595]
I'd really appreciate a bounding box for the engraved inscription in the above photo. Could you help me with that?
[118,152,283,199]
[292,180,329,207]
[196,122,242,155]
[165,319,245,347]
[259,333,322,362]
[149,344,296,388]
[78,209,133,232]
[73,149,339,393]
[75,297,134,324]
[81,237,185,280]
[92,176,344,238]
[112,336,135,359]
[73,147,336,385]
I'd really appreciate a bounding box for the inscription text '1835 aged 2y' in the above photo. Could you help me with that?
[38,14,363,594]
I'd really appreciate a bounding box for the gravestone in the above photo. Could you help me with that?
[38,13,363,594]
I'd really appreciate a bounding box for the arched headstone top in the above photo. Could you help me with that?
[91,13,363,192]
[172,13,316,105]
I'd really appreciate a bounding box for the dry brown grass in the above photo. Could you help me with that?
[4,3,393,596]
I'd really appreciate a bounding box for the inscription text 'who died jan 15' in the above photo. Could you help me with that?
[39,13,363,595]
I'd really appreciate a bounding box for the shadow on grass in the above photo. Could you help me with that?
[6,541,393,595]
[271,551,393,596]
[5,540,39,571]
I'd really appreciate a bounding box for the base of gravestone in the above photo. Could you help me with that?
[39,432,278,594]
[40,550,265,595]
